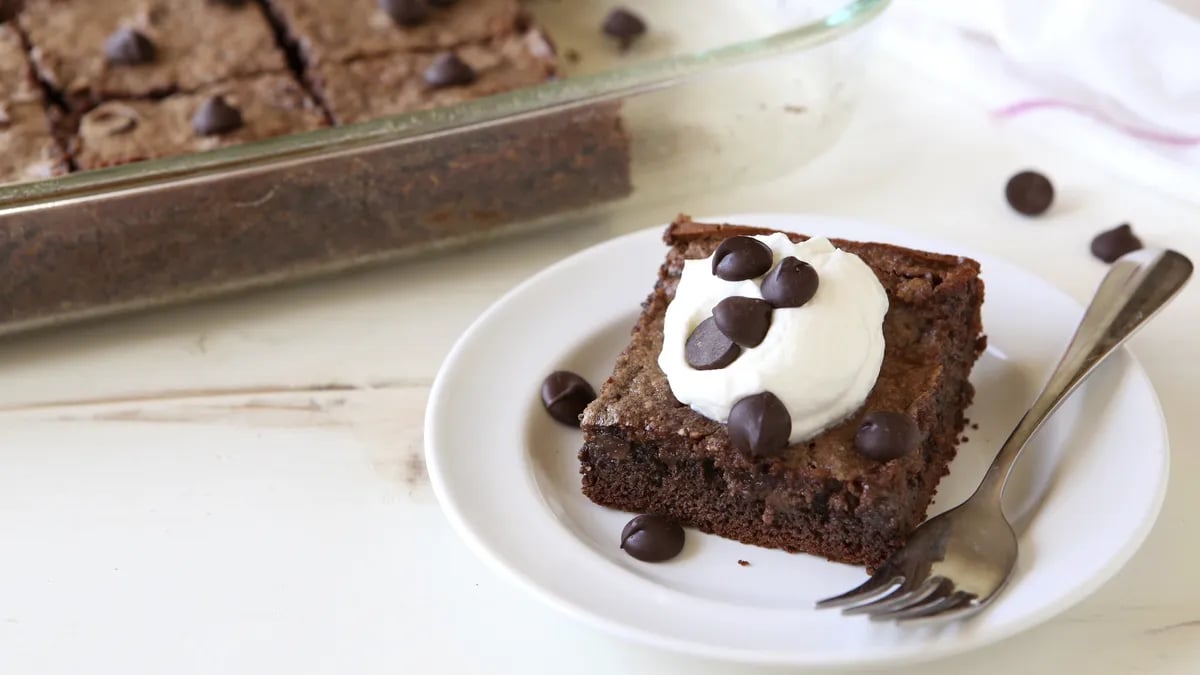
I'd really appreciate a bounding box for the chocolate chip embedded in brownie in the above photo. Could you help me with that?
[309,29,556,125]
[579,216,986,570]
[18,0,287,110]
[71,74,326,170]
[265,0,524,66]
[0,24,68,183]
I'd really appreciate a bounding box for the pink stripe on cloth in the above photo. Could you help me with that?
[993,98,1200,147]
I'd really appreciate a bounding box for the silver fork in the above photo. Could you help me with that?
[816,248,1193,623]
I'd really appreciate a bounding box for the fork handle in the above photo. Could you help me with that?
[974,249,1192,505]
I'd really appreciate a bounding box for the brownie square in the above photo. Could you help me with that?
[19,0,287,109]
[72,74,326,170]
[0,24,67,183]
[579,216,986,569]
[309,30,556,125]
[266,0,524,66]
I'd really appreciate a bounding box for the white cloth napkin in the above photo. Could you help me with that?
[879,0,1200,203]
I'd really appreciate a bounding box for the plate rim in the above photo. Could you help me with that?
[425,214,1170,667]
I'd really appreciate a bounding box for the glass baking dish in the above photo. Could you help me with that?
[0,0,889,336]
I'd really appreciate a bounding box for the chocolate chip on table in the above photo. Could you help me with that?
[713,296,773,348]
[712,236,773,281]
[685,316,741,370]
[1091,223,1143,263]
[620,514,685,562]
[602,8,647,49]
[104,27,156,66]
[760,256,819,308]
[192,96,243,137]
[541,371,596,427]
[379,0,429,26]
[728,391,791,458]
[1005,170,1054,216]
[423,52,476,88]
[854,411,920,461]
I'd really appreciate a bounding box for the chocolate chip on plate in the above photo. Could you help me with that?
[760,256,819,308]
[685,316,741,370]
[192,96,243,137]
[854,411,920,461]
[1005,170,1054,216]
[728,391,791,458]
[104,27,156,66]
[379,0,429,26]
[423,52,476,88]
[620,514,684,562]
[713,296,773,348]
[712,236,773,282]
[541,371,596,427]
[602,8,647,49]
[1090,223,1143,263]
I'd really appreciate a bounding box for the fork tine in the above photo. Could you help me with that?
[893,593,978,624]
[879,591,976,623]
[814,568,903,609]
[841,575,937,616]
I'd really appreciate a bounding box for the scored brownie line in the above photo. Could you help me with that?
[253,0,334,124]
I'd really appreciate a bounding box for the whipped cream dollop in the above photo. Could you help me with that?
[658,234,889,443]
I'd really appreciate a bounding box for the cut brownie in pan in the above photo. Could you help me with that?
[265,0,524,65]
[579,216,985,569]
[310,29,557,125]
[72,74,326,170]
[19,0,286,110]
[0,23,67,183]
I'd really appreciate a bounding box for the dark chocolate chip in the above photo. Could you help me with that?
[379,0,429,26]
[712,236,773,281]
[423,52,476,88]
[1090,223,1143,263]
[620,514,684,562]
[1005,170,1054,216]
[104,27,156,66]
[728,392,791,458]
[684,316,741,370]
[540,371,596,427]
[760,256,819,308]
[854,411,920,461]
[602,8,647,49]
[191,96,243,137]
[712,296,773,348]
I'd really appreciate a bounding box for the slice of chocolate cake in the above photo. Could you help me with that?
[579,215,985,569]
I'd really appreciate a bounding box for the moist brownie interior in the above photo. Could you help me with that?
[580,216,985,569]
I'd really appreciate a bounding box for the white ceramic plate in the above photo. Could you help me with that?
[425,214,1168,668]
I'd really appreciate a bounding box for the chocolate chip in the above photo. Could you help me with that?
[602,8,647,49]
[855,411,920,461]
[760,256,819,308]
[104,27,156,66]
[379,0,429,26]
[712,236,773,281]
[685,316,741,370]
[728,392,791,458]
[1005,170,1054,216]
[191,96,243,137]
[712,296,772,348]
[540,371,596,427]
[1090,223,1143,263]
[620,514,684,562]
[423,52,476,88]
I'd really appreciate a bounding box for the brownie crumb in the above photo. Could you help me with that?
[783,104,807,115]
[565,48,581,64]
[737,559,750,567]
[971,422,979,430]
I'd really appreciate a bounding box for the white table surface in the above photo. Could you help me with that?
[2,54,1199,674]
